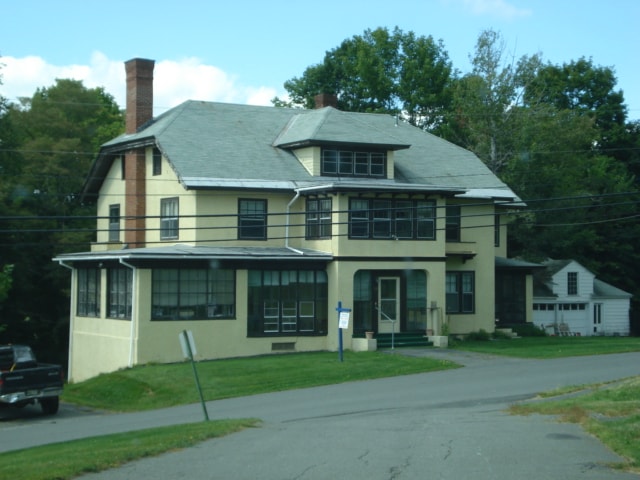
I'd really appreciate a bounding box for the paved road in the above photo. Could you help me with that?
[2,350,640,479]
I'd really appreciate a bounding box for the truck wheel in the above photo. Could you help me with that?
[40,397,59,415]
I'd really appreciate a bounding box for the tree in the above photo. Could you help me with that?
[275,27,454,130]
[524,58,628,157]
[0,79,124,363]
[440,29,542,173]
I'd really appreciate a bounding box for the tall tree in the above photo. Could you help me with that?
[275,27,454,130]
[440,29,542,173]
[0,79,124,363]
[524,58,627,156]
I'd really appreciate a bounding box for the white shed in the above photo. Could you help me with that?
[532,259,632,336]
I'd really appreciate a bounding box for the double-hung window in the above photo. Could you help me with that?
[445,205,461,242]
[152,148,162,176]
[446,272,474,314]
[160,197,179,240]
[108,204,120,242]
[306,198,332,239]
[238,199,267,239]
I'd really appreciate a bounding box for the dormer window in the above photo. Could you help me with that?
[321,149,386,177]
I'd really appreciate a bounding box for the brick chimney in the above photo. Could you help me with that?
[314,93,338,109]
[123,58,155,247]
[125,58,155,134]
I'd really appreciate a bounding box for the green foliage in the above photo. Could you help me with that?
[510,323,547,337]
[277,26,454,130]
[439,29,543,173]
[0,264,13,304]
[465,329,492,341]
[0,78,124,361]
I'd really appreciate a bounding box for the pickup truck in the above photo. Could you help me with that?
[0,345,64,415]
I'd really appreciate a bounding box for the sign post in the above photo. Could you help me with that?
[180,330,209,421]
[336,301,351,362]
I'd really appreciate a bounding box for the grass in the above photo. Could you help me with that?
[451,335,640,358]
[0,419,259,480]
[62,350,459,412]
[511,377,640,473]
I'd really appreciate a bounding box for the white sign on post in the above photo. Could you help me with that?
[339,311,350,329]
[179,330,197,358]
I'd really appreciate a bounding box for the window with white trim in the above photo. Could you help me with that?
[160,197,179,240]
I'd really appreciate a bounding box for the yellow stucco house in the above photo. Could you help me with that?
[55,59,534,382]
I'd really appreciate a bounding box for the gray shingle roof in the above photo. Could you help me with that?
[87,101,519,199]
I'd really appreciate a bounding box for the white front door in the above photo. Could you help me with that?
[377,277,400,333]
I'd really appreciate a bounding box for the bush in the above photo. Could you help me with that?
[511,324,547,337]
[465,329,491,341]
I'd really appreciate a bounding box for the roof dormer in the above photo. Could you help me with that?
[273,107,409,180]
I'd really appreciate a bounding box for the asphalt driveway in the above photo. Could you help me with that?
[3,350,640,479]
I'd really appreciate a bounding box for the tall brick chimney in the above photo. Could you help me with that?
[123,58,155,247]
[125,58,155,133]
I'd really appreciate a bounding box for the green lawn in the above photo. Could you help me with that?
[452,335,640,358]
[0,419,260,480]
[62,350,459,412]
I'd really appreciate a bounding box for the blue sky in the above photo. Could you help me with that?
[1,0,638,120]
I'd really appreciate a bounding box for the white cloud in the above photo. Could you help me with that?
[0,52,279,113]
[449,0,532,20]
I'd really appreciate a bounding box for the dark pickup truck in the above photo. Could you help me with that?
[0,345,64,415]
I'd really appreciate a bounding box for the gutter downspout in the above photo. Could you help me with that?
[286,191,304,255]
[57,260,74,381]
[119,258,137,368]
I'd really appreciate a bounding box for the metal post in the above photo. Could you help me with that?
[182,330,209,421]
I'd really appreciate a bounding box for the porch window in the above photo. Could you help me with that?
[446,271,474,314]
[160,197,179,240]
[306,198,332,239]
[348,198,436,240]
[107,267,132,319]
[77,268,100,317]
[247,269,328,336]
[151,268,235,320]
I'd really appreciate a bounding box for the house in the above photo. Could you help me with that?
[54,58,530,382]
[533,259,632,336]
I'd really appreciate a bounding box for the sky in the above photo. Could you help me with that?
[1,0,639,120]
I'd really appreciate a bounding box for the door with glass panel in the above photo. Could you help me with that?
[377,277,399,333]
